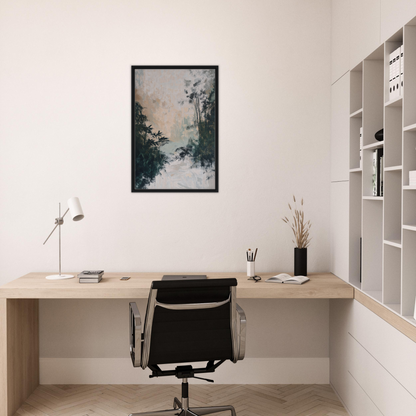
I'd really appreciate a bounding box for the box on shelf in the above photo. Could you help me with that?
[409,171,416,186]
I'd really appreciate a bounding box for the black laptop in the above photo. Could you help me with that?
[162,275,207,281]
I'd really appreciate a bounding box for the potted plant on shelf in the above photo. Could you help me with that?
[282,196,312,276]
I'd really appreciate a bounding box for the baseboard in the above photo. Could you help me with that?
[40,357,329,384]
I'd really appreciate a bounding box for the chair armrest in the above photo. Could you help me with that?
[236,303,246,360]
[129,302,142,368]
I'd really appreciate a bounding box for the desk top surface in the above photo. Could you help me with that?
[0,272,353,299]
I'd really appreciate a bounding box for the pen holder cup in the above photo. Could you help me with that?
[247,261,255,278]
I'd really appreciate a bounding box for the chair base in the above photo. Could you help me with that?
[129,396,236,416]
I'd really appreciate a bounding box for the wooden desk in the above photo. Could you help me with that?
[0,272,352,416]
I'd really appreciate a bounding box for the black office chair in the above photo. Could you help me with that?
[129,278,246,416]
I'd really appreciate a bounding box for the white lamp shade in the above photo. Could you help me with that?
[67,197,84,221]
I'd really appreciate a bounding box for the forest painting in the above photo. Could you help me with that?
[131,66,218,192]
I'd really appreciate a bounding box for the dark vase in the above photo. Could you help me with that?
[294,248,307,276]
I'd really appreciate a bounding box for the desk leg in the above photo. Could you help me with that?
[0,299,39,416]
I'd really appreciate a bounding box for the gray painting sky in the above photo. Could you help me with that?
[135,69,198,154]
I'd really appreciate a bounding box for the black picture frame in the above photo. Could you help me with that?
[131,65,219,192]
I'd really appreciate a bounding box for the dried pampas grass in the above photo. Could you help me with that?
[282,195,312,248]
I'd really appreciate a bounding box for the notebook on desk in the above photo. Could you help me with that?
[162,275,207,281]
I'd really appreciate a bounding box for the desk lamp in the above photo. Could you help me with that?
[43,197,84,280]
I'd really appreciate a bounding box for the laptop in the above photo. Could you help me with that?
[162,275,207,281]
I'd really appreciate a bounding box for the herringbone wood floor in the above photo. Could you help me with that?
[15,384,349,416]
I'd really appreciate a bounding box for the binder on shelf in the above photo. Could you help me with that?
[389,51,394,100]
[400,44,404,96]
[395,47,401,98]
[390,47,401,100]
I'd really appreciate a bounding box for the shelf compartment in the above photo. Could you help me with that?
[350,63,363,114]
[349,171,362,288]
[362,199,383,293]
[402,230,416,316]
[350,117,363,170]
[402,316,416,326]
[350,108,363,118]
[362,145,384,198]
[385,165,402,171]
[385,97,402,107]
[365,290,383,303]
[384,170,402,242]
[383,244,401,307]
[384,239,402,248]
[403,182,416,228]
[404,123,416,132]
[403,25,416,128]
[384,106,403,168]
[362,58,384,147]
[384,303,401,314]
[402,131,416,186]
[363,141,384,150]
[363,196,383,200]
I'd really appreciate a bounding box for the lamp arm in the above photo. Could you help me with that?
[43,208,70,245]
[61,208,70,219]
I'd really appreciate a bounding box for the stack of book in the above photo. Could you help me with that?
[409,171,416,187]
[78,270,104,283]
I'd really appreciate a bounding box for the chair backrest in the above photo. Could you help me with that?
[141,278,238,368]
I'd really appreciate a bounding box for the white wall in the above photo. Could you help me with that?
[0,0,332,381]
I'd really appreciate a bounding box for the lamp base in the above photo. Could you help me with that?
[46,274,74,280]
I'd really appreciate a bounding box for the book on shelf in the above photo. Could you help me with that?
[380,151,383,196]
[372,150,377,196]
[372,148,383,196]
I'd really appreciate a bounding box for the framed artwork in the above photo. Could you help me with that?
[131,66,218,192]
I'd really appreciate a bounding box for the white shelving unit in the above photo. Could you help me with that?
[349,19,416,327]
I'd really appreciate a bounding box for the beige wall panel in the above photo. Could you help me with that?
[381,0,416,41]
[330,182,349,281]
[349,0,381,68]
[331,73,350,181]
[331,0,350,83]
